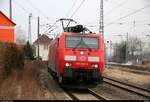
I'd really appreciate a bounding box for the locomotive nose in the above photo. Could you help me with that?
[73,49,90,55]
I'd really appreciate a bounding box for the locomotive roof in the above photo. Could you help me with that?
[57,32,101,38]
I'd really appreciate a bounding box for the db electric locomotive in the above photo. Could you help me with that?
[48,19,104,88]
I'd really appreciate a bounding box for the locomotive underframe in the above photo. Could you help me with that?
[62,68,103,83]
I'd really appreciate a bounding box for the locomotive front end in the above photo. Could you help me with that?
[61,34,104,86]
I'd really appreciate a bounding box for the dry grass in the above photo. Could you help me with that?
[0,44,6,83]
[0,43,24,80]
[0,44,68,100]
[0,60,49,100]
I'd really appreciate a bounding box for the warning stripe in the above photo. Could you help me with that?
[0,26,14,29]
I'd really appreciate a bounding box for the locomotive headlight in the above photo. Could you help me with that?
[65,62,71,67]
[80,51,84,55]
[94,64,98,68]
[92,64,98,68]
[65,63,70,67]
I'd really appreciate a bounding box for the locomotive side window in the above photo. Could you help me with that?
[65,36,98,49]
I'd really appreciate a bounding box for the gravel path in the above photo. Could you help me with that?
[104,66,150,90]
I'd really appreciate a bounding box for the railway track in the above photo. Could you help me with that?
[108,63,150,72]
[50,70,149,100]
[103,77,150,99]
[62,88,108,100]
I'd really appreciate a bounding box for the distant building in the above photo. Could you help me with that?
[0,11,16,43]
[33,34,52,61]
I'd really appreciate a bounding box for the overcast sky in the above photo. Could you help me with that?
[0,0,150,43]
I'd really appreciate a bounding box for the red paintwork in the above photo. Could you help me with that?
[0,11,16,43]
[48,32,104,79]
[0,29,14,43]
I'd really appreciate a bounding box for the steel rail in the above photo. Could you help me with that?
[88,89,108,100]
[62,88,108,100]
[108,63,150,72]
[103,77,150,99]
[104,76,150,92]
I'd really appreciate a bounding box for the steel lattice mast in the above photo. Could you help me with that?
[99,0,104,39]
[99,0,107,66]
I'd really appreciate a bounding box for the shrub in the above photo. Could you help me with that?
[24,41,34,60]
[1,43,24,77]
[0,41,2,48]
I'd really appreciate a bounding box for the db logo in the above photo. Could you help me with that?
[78,56,86,61]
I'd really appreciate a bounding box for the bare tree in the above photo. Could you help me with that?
[111,41,126,63]
[127,36,144,64]
[15,26,27,44]
[110,36,144,64]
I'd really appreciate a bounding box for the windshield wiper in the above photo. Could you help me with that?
[82,40,92,52]
[72,37,92,51]
[72,37,82,51]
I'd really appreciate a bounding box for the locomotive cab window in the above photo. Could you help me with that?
[65,36,99,49]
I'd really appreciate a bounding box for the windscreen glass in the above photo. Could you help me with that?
[65,36,98,49]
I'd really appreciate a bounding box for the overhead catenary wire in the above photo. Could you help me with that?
[105,3,150,27]
[69,0,85,19]
[22,0,56,36]
[16,0,51,27]
[44,0,86,34]
[105,0,150,20]
[66,0,85,28]
[105,0,128,15]
[42,20,58,34]
[14,0,39,19]
[65,0,78,18]
[13,1,47,21]
[27,0,49,19]
[13,0,30,14]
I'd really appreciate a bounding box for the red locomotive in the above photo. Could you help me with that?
[48,19,104,88]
